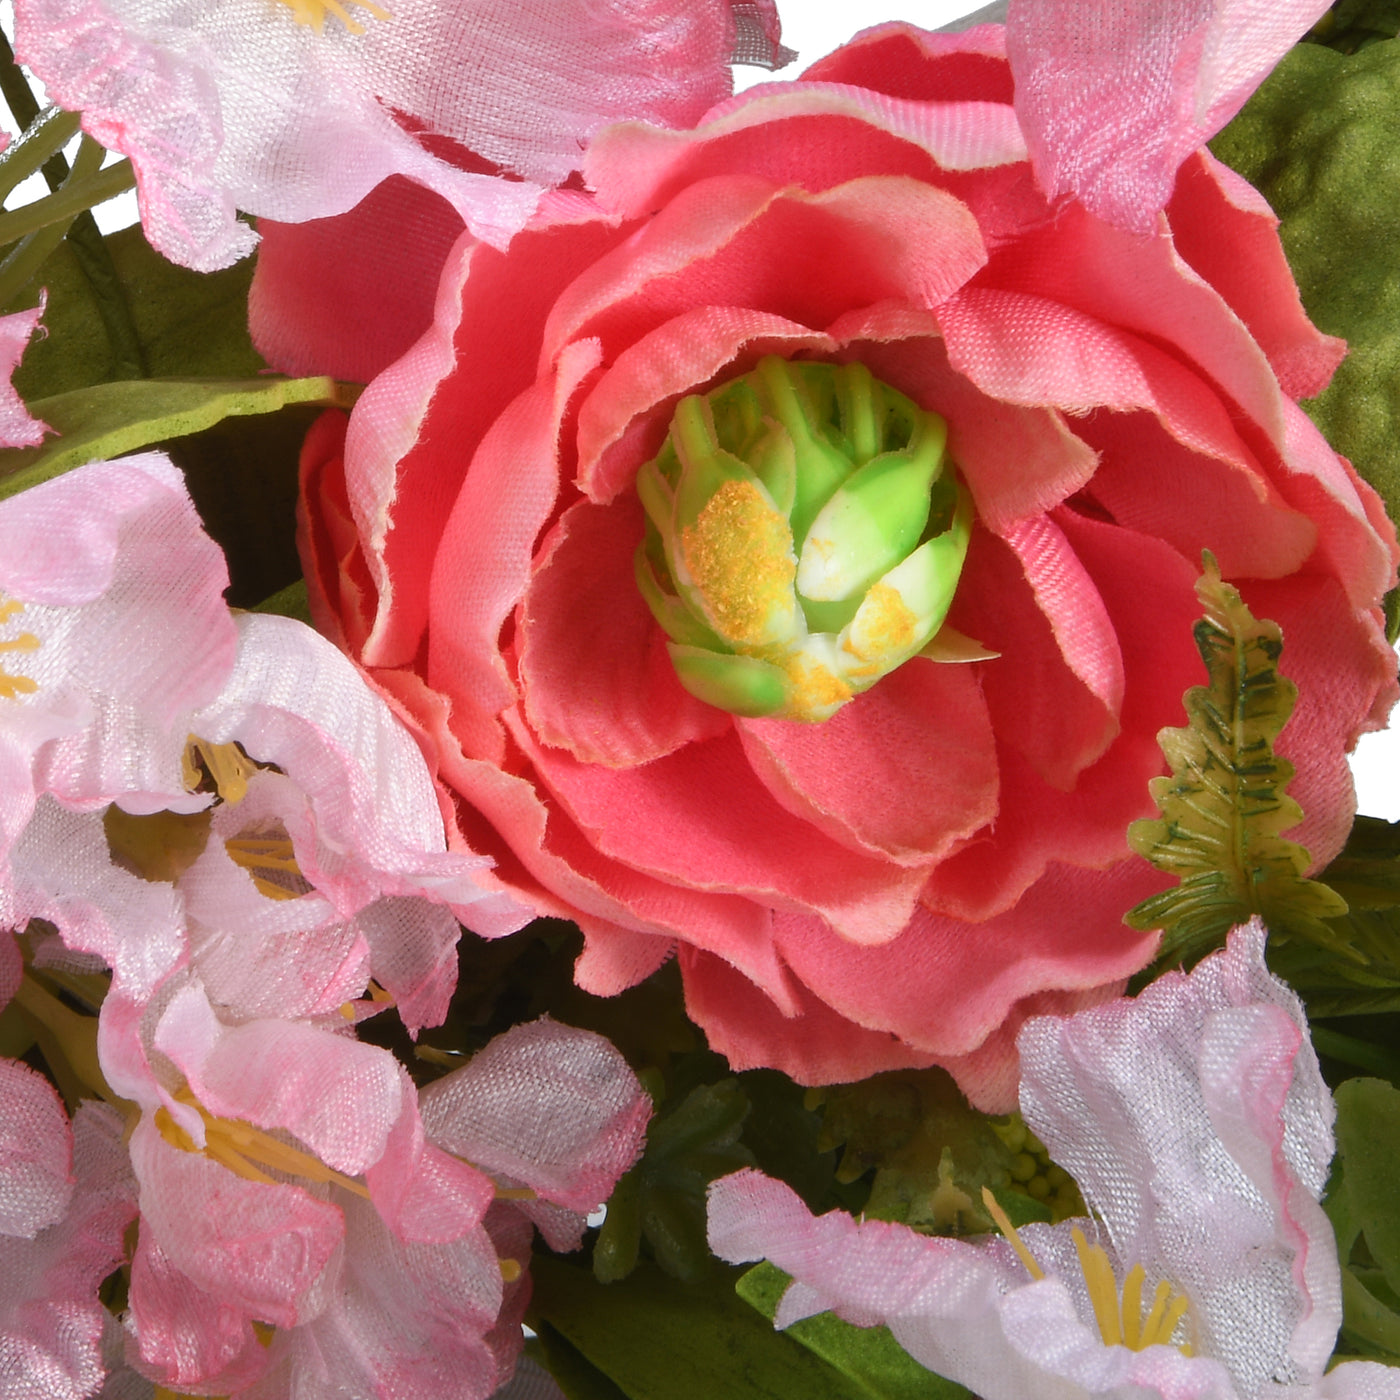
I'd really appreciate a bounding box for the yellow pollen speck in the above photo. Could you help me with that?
[782,655,852,721]
[845,582,918,663]
[680,479,795,649]
[273,0,390,34]
[0,594,40,701]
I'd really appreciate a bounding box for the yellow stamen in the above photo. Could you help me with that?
[224,834,311,900]
[1073,1226,1123,1348]
[156,1092,372,1200]
[272,0,390,35]
[494,1186,538,1201]
[980,1187,1045,1280]
[183,736,259,804]
[0,594,39,700]
[1121,1264,1146,1349]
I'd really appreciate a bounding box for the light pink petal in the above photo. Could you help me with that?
[1018,922,1338,1395]
[363,1074,496,1245]
[1319,1362,1400,1400]
[0,1058,73,1239]
[738,656,997,865]
[0,303,50,449]
[127,1225,269,1393]
[153,984,404,1176]
[353,895,463,1036]
[130,1116,342,1328]
[1006,0,1331,231]
[418,1018,650,1213]
[250,177,468,383]
[0,1103,137,1400]
[518,496,730,768]
[1168,151,1345,401]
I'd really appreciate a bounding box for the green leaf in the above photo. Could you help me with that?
[736,1262,971,1400]
[1305,0,1400,53]
[529,1326,632,1400]
[3,221,264,400]
[530,1253,870,1400]
[251,578,312,625]
[1125,553,1349,967]
[0,376,353,502]
[1211,37,1400,528]
[1327,1079,1400,1357]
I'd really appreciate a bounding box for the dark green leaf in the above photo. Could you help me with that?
[736,1262,971,1400]
[531,1253,869,1400]
[0,376,351,501]
[1305,0,1400,53]
[1125,554,1349,967]
[529,1326,632,1400]
[252,578,312,625]
[1335,1079,1400,1294]
[1212,38,1400,524]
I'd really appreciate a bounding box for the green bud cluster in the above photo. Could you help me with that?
[990,1114,1085,1223]
[635,356,975,722]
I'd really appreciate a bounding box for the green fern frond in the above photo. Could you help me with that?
[1125,552,1350,967]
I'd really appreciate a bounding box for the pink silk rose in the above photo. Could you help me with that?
[297,21,1399,1109]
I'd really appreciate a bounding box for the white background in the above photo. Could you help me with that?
[2,0,1398,819]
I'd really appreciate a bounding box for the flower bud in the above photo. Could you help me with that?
[635,356,976,722]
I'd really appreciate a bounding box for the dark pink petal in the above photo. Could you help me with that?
[584,80,1026,220]
[0,1058,73,1238]
[1006,0,1331,231]
[544,175,987,369]
[739,656,997,864]
[518,496,729,767]
[419,1018,650,1213]
[515,722,929,946]
[575,308,836,504]
[679,945,940,1085]
[1168,152,1345,401]
[772,858,1162,1064]
[250,177,467,383]
[0,303,49,448]
[799,20,1011,99]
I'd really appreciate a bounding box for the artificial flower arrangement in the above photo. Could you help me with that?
[3,0,1400,1396]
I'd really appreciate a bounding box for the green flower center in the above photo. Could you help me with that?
[634,356,979,722]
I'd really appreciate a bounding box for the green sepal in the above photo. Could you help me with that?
[251,578,313,626]
[736,1262,972,1400]
[1125,553,1349,969]
[669,395,774,534]
[0,377,356,503]
[666,644,789,718]
[795,412,946,603]
[634,547,727,652]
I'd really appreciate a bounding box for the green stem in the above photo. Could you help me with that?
[0,106,83,207]
[0,153,134,248]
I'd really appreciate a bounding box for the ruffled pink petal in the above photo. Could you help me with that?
[1006,0,1331,232]
[543,174,987,369]
[583,77,1027,221]
[575,308,836,505]
[0,303,50,449]
[130,1116,342,1328]
[0,1058,73,1239]
[1168,151,1345,401]
[424,341,603,754]
[250,176,468,383]
[513,720,929,946]
[519,496,730,768]
[418,1018,650,1213]
[738,655,997,864]
[799,20,1010,98]
[839,316,1099,534]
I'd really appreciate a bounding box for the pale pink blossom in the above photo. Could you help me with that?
[0,1091,137,1400]
[709,924,1400,1400]
[13,0,787,272]
[0,303,49,450]
[1006,0,1332,231]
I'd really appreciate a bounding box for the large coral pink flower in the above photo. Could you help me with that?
[708,924,1400,1400]
[297,15,1398,1109]
[13,0,787,271]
